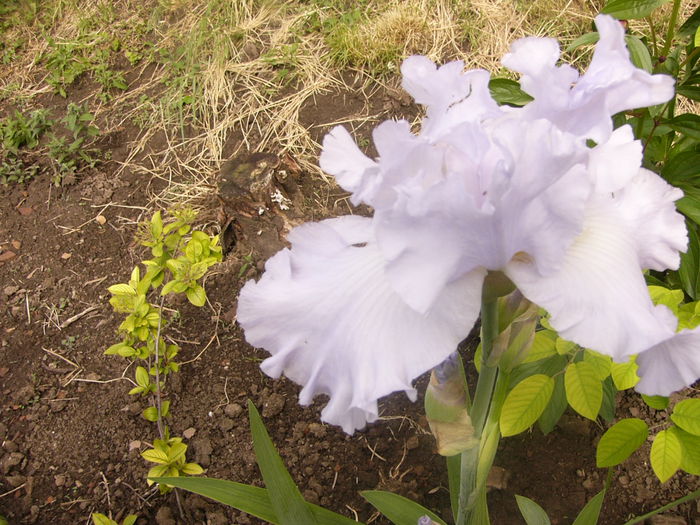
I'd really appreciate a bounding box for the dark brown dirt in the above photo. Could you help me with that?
[1,52,699,525]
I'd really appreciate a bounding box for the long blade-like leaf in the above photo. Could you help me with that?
[152,477,361,525]
[361,490,447,525]
[248,400,319,525]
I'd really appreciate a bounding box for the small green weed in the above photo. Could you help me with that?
[47,103,100,186]
[1,109,52,152]
[0,157,39,185]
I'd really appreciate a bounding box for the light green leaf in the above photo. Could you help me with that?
[107,283,136,296]
[555,338,576,355]
[122,516,138,525]
[670,426,700,475]
[186,284,207,307]
[182,462,205,475]
[150,477,360,525]
[523,331,557,363]
[565,361,603,420]
[583,350,612,380]
[142,448,169,464]
[671,399,700,435]
[92,514,115,525]
[135,366,149,387]
[167,442,187,463]
[515,495,551,525]
[651,429,682,482]
[565,31,599,52]
[361,491,447,525]
[248,400,318,525]
[610,358,639,390]
[500,374,555,437]
[601,0,670,19]
[572,490,605,525]
[596,418,648,467]
[642,394,669,410]
[143,406,159,422]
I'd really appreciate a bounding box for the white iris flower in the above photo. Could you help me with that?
[238,15,698,434]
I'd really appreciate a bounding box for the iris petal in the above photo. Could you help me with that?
[637,327,700,396]
[507,198,674,360]
[237,216,485,433]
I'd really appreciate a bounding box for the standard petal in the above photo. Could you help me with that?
[636,327,700,396]
[237,216,484,434]
[319,126,378,204]
[613,168,687,271]
[507,199,675,360]
[588,125,642,193]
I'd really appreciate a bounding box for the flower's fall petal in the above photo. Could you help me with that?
[636,327,700,396]
[613,168,687,271]
[319,126,378,204]
[507,200,675,360]
[237,216,485,434]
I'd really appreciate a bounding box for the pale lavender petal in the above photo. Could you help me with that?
[507,198,675,361]
[375,117,591,313]
[503,15,674,142]
[588,125,642,193]
[636,327,700,396]
[319,126,378,204]
[613,168,687,271]
[501,36,579,107]
[237,216,484,434]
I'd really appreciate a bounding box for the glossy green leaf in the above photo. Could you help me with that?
[601,0,670,20]
[488,78,533,107]
[662,151,700,184]
[572,490,605,525]
[142,406,159,422]
[538,373,567,435]
[679,223,700,299]
[599,377,617,423]
[678,85,700,101]
[565,361,603,420]
[515,495,551,525]
[679,4,700,38]
[142,448,169,464]
[625,35,652,72]
[248,400,318,525]
[667,114,700,140]
[361,490,446,525]
[670,426,700,475]
[671,399,700,435]
[596,418,648,467]
[500,374,554,437]
[651,429,682,482]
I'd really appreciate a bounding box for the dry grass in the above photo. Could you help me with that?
[0,0,695,211]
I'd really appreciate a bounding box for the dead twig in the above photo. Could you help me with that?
[59,306,99,329]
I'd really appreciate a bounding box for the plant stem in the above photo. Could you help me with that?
[153,295,166,440]
[660,0,682,58]
[456,293,500,525]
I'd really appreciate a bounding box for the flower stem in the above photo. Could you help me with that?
[456,292,500,525]
[660,0,682,58]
